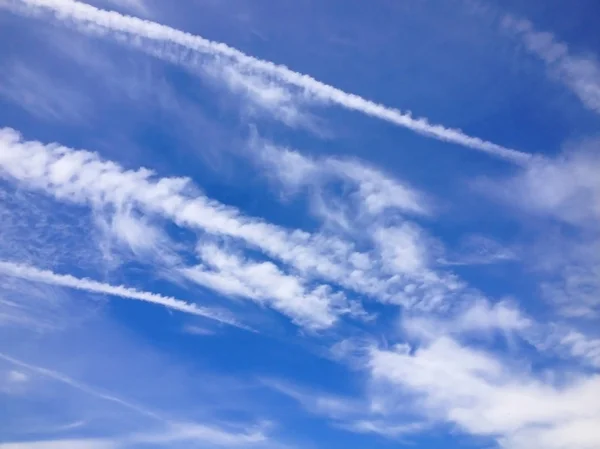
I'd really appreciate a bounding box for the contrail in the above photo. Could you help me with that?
[0,260,243,329]
[5,0,532,164]
[0,351,163,421]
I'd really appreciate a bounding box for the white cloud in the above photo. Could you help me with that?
[491,144,600,225]
[249,141,320,195]
[329,159,428,216]
[101,209,164,256]
[372,224,430,276]
[368,336,600,449]
[0,260,240,328]
[456,299,531,333]
[246,139,470,312]
[182,243,362,329]
[0,128,350,291]
[252,139,429,217]
[129,422,268,446]
[541,257,600,318]
[3,0,531,163]
[210,65,314,129]
[403,299,532,341]
[503,16,600,115]
[558,331,600,369]
[6,370,28,383]
[481,141,600,317]
[93,206,180,269]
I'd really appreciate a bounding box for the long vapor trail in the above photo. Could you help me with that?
[0,260,243,329]
[5,0,532,164]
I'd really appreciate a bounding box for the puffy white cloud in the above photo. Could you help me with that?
[368,337,600,449]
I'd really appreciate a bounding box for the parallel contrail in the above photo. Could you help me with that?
[0,352,163,421]
[0,260,243,329]
[6,0,532,164]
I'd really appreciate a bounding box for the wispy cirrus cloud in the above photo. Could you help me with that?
[440,234,517,266]
[479,139,600,317]
[183,242,364,330]
[503,15,600,115]
[0,127,465,318]
[401,298,532,342]
[249,138,430,218]
[486,140,600,226]
[0,61,90,123]
[93,205,181,269]
[2,0,532,163]
[558,331,600,369]
[265,379,427,440]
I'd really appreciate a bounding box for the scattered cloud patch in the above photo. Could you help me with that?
[503,15,600,114]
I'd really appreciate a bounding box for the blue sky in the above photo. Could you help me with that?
[1,1,599,448]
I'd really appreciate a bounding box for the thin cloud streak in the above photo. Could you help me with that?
[0,260,243,329]
[5,0,532,164]
[0,351,163,421]
[503,15,600,115]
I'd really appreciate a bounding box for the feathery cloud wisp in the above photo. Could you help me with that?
[0,260,241,328]
[503,15,600,115]
[250,139,430,217]
[183,243,364,330]
[4,0,532,163]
